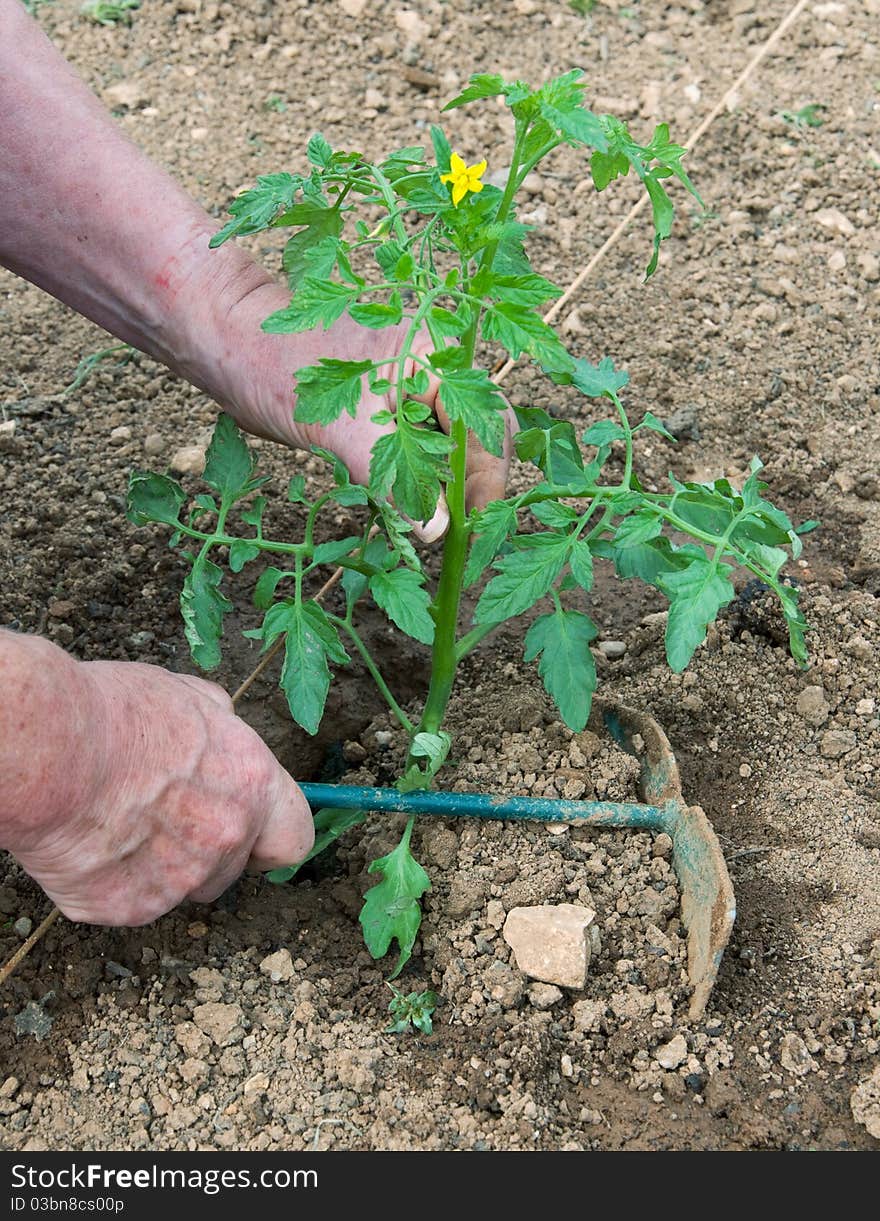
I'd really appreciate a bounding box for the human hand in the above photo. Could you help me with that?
[8,655,313,926]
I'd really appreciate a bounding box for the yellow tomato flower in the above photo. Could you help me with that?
[440,153,487,206]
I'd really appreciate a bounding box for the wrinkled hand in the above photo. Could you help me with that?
[210,281,516,541]
[11,658,313,926]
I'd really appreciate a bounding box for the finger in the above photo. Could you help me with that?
[174,672,235,713]
[464,404,517,512]
[246,771,315,873]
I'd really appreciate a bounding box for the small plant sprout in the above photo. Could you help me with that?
[129,69,812,987]
[65,343,136,395]
[780,103,827,129]
[386,985,438,1036]
[81,0,139,25]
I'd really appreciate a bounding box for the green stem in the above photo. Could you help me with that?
[328,614,415,733]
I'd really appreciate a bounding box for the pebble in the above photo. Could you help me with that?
[170,445,206,475]
[259,949,295,983]
[338,0,367,15]
[13,917,33,939]
[814,207,855,237]
[143,433,164,457]
[655,1033,688,1070]
[104,81,152,111]
[598,640,627,660]
[827,250,846,272]
[527,983,563,1009]
[110,426,132,444]
[856,251,880,281]
[364,88,385,111]
[856,698,875,718]
[663,402,701,441]
[779,1032,817,1077]
[192,1002,245,1047]
[850,1065,880,1139]
[572,999,606,1032]
[796,685,830,726]
[820,729,856,758]
[503,903,595,989]
[0,419,17,450]
[394,9,429,41]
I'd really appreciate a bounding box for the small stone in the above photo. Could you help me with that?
[609,985,655,1021]
[503,903,595,989]
[484,960,524,1009]
[339,0,367,14]
[662,402,701,441]
[0,1077,20,1099]
[857,251,880,281]
[527,983,563,1009]
[394,8,429,41]
[856,698,875,718]
[243,1071,271,1097]
[796,685,830,726]
[110,425,132,444]
[364,88,385,110]
[48,599,75,620]
[815,207,855,237]
[598,640,626,659]
[144,433,164,456]
[259,949,295,982]
[655,1033,688,1070]
[104,960,132,979]
[192,1002,245,1047]
[560,1054,574,1078]
[739,763,752,779]
[845,635,873,661]
[13,917,32,939]
[652,833,673,859]
[820,729,857,758]
[104,80,152,111]
[170,445,206,475]
[779,1032,817,1077]
[0,419,17,450]
[572,999,606,1032]
[447,878,486,918]
[827,250,846,271]
[851,1065,880,1139]
[187,921,209,938]
[342,740,367,764]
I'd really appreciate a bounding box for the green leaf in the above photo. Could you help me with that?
[483,302,574,375]
[378,503,422,571]
[430,124,452,173]
[429,306,470,339]
[583,419,626,447]
[203,414,256,502]
[438,368,508,456]
[307,132,333,168]
[294,359,374,425]
[410,731,452,773]
[659,556,736,671]
[530,500,577,528]
[568,539,594,591]
[636,410,677,442]
[779,584,809,666]
[281,207,345,287]
[359,824,430,979]
[210,172,301,247]
[349,291,404,329]
[254,566,287,610]
[310,536,361,567]
[540,99,607,151]
[465,500,517,587]
[181,557,232,671]
[287,475,308,503]
[263,278,357,333]
[240,496,267,531]
[386,985,438,1036]
[369,567,435,644]
[278,600,349,734]
[524,609,598,732]
[442,73,509,111]
[127,471,185,527]
[229,539,260,573]
[613,511,663,548]
[514,406,586,486]
[570,356,630,399]
[476,272,562,308]
[475,533,571,624]
[266,807,366,884]
[369,425,451,523]
[342,537,392,609]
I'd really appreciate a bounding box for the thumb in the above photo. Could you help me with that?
[248,771,315,872]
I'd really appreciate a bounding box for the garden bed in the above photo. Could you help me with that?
[1,0,879,1150]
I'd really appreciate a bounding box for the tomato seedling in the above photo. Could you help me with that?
[129,70,811,982]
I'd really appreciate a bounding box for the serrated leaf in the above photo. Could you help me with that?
[229,539,260,573]
[442,73,509,110]
[342,537,392,609]
[263,278,357,333]
[530,500,577,528]
[636,410,677,442]
[378,503,422,571]
[209,172,301,247]
[331,483,370,507]
[429,306,470,338]
[613,511,662,548]
[266,807,366,884]
[779,584,809,666]
[475,533,571,624]
[307,132,333,168]
[181,557,231,670]
[465,500,517,587]
[659,556,735,671]
[430,124,452,173]
[240,496,267,530]
[253,566,287,610]
[483,302,574,375]
[287,475,307,503]
[583,419,626,447]
[514,406,586,486]
[278,600,349,734]
[369,567,434,644]
[438,368,508,457]
[281,206,345,287]
[310,536,361,567]
[524,609,598,731]
[294,359,374,425]
[203,414,256,502]
[349,291,404,329]
[478,272,562,308]
[369,425,451,523]
[359,824,430,979]
[568,538,594,591]
[570,356,630,399]
[127,471,185,527]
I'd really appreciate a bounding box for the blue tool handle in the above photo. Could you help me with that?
[299,782,672,831]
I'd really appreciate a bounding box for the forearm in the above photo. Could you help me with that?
[0,629,100,857]
[0,0,322,446]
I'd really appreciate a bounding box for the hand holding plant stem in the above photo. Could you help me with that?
[129,69,812,989]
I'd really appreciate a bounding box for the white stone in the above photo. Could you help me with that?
[655,1033,688,1070]
[339,0,367,15]
[796,685,829,726]
[503,903,594,989]
[851,1065,880,1139]
[104,80,152,111]
[394,9,429,41]
[192,1002,245,1047]
[779,1032,817,1077]
[170,445,206,475]
[259,948,294,982]
[815,207,855,237]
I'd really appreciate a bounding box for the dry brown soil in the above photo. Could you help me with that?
[1,0,879,1151]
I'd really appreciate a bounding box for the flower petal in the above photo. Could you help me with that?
[469,160,487,178]
[452,180,467,206]
[449,152,466,175]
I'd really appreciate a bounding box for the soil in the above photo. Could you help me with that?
[1,0,879,1152]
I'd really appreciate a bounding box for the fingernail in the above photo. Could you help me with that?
[417,503,449,544]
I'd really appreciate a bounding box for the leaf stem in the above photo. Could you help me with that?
[328,614,415,733]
